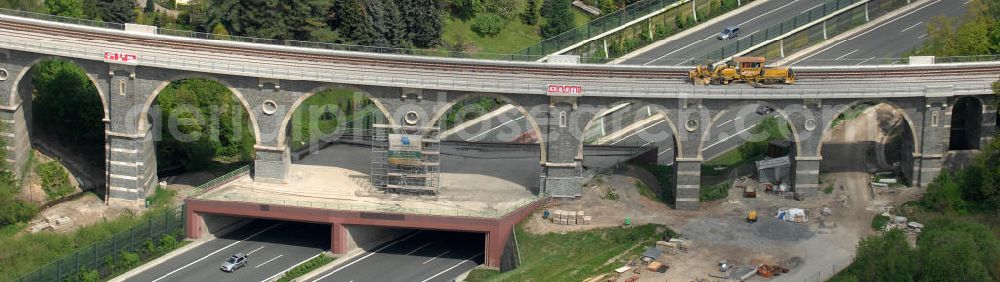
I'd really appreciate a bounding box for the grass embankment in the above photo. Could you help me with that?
[0,187,181,280]
[831,101,877,128]
[635,163,673,205]
[277,254,335,282]
[441,5,590,54]
[467,224,668,281]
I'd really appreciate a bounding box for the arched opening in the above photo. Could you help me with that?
[148,78,256,187]
[281,87,389,174]
[427,94,545,197]
[949,97,983,151]
[820,101,917,189]
[699,102,795,203]
[12,59,108,204]
[580,101,679,207]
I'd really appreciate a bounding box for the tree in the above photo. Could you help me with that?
[332,0,375,45]
[45,0,85,18]
[210,0,331,41]
[450,0,481,20]
[95,0,136,23]
[540,0,573,38]
[145,0,155,13]
[400,0,444,48]
[522,0,538,25]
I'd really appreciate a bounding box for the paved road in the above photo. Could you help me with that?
[127,220,328,282]
[620,0,825,65]
[788,0,969,66]
[309,231,483,282]
[702,104,778,160]
[442,106,532,143]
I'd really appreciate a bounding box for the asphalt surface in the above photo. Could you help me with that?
[788,0,969,66]
[620,0,826,65]
[308,231,484,282]
[126,220,328,282]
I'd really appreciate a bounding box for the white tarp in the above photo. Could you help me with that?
[776,208,807,222]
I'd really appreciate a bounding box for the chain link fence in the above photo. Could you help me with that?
[12,206,185,282]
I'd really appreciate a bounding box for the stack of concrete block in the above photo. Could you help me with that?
[550,210,592,225]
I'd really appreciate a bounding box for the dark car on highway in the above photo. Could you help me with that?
[220,253,248,272]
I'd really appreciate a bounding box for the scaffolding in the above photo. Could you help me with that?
[370,124,441,195]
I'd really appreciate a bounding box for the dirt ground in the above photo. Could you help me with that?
[522,104,923,282]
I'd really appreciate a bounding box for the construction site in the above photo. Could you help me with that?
[516,103,931,282]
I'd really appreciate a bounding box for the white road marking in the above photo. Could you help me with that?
[716,116,742,128]
[917,33,928,39]
[423,251,451,264]
[704,115,778,151]
[405,242,432,255]
[835,49,858,60]
[846,0,942,41]
[658,148,673,156]
[247,246,265,255]
[255,254,283,268]
[469,115,524,140]
[151,222,283,282]
[739,0,800,27]
[313,231,423,281]
[803,3,824,13]
[645,40,704,65]
[675,57,696,66]
[261,252,323,282]
[900,22,923,33]
[610,120,665,145]
[856,56,876,65]
[705,125,757,150]
[789,39,847,65]
[642,141,654,147]
[420,252,484,282]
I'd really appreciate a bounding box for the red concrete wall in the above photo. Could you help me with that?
[184,197,548,268]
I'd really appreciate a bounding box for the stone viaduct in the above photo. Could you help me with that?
[0,14,996,211]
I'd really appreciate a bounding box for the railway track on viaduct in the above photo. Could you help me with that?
[1,17,998,81]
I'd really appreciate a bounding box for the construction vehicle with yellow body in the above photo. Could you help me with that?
[689,57,796,85]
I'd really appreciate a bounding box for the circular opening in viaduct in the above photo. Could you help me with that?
[261,100,277,115]
[404,111,419,125]
[0,68,7,81]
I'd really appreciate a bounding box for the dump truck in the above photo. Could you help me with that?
[689,57,795,85]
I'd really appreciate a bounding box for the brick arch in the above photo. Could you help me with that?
[141,74,261,144]
[8,57,109,121]
[277,85,396,148]
[699,101,801,158]
[818,99,920,156]
[427,92,547,163]
[576,100,682,160]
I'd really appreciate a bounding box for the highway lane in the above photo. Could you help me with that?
[621,0,824,65]
[788,0,968,66]
[442,105,533,143]
[127,220,329,282]
[309,231,483,282]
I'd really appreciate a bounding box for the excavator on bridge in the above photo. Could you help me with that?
[689,57,796,86]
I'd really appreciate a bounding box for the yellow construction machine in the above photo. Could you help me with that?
[689,57,796,85]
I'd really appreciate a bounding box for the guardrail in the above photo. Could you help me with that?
[697,0,865,64]
[197,193,545,219]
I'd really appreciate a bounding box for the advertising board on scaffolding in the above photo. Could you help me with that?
[388,134,423,165]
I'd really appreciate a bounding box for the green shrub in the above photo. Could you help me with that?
[823,186,834,194]
[700,182,730,202]
[277,255,334,282]
[36,161,74,200]
[674,13,686,29]
[0,198,39,225]
[871,214,889,230]
[654,24,671,39]
[158,234,178,253]
[120,251,140,268]
[471,13,506,36]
